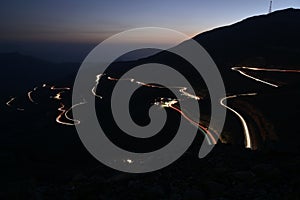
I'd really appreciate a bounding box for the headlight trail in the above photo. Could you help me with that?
[156,98,216,145]
[92,74,213,143]
[232,67,279,87]
[56,103,76,126]
[179,88,201,100]
[220,93,257,149]
[27,91,35,103]
[91,74,213,143]
[92,74,104,99]
[235,66,300,73]
[170,104,216,145]
[50,86,71,90]
[4,65,299,150]
[228,66,300,148]
[64,99,87,125]
[93,74,202,101]
[6,97,16,107]
[1,74,213,141]
[27,87,38,104]
[232,66,300,87]
[52,91,64,100]
[173,104,220,140]
[6,97,25,111]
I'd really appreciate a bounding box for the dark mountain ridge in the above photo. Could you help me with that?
[194,8,300,67]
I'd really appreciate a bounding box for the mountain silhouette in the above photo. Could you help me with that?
[194,8,300,67]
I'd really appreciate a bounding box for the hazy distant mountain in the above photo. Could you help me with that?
[0,52,78,95]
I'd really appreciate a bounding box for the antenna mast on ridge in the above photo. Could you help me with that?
[269,0,273,13]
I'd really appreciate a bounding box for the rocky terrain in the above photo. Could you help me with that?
[1,144,299,200]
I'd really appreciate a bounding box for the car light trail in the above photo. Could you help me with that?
[6,97,25,111]
[91,74,212,143]
[170,104,216,145]
[52,91,64,100]
[156,98,216,145]
[235,66,300,73]
[64,100,87,125]
[93,74,202,101]
[6,97,16,107]
[27,87,38,104]
[56,103,75,126]
[232,67,300,87]
[179,88,201,100]
[229,66,300,148]
[50,86,71,90]
[4,66,299,151]
[232,67,279,87]
[92,74,104,99]
[92,74,211,142]
[220,93,257,149]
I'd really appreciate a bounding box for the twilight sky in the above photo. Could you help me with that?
[0,0,299,61]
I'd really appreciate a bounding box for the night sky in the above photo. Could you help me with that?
[0,0,299,61]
